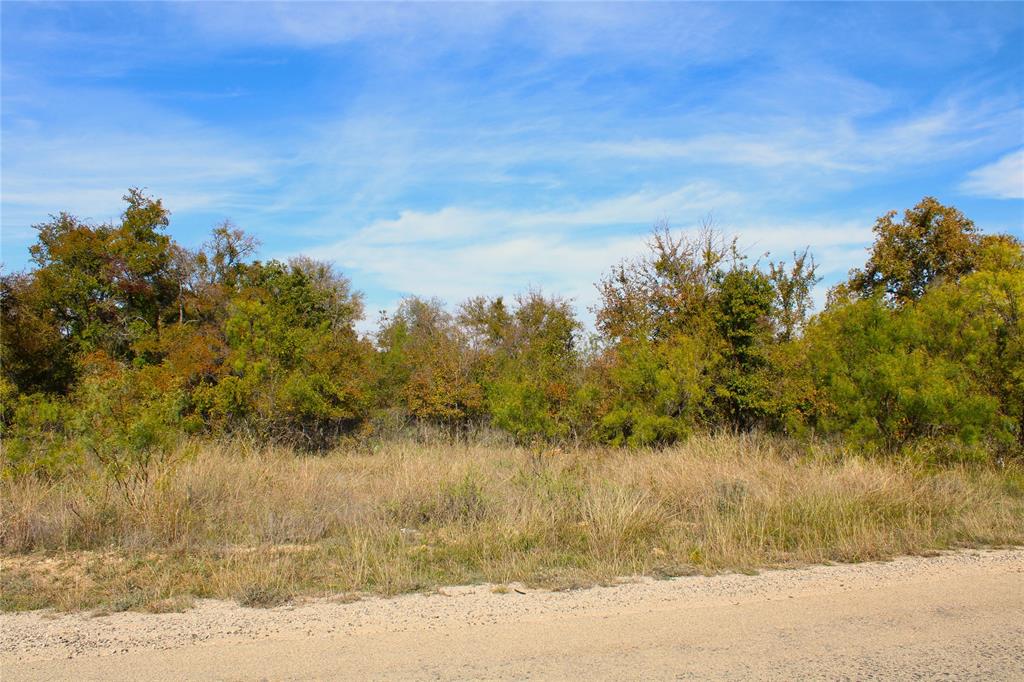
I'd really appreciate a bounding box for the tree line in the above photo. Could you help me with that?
[2,190,1021,477]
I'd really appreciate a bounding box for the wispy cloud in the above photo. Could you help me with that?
[1,128,277,246]
[303,184,872,325]
[591,95,1020,176]
[960,149,1024,200]
[180,3,747,64]
[2,2,1021,318]
[304,184,730,308]
[0,77,281,247]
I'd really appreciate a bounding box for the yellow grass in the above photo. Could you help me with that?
[2,434,1022,611]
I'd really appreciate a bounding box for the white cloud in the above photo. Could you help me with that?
[348,183,742,246]
[181,3,746,65]
[304,183,732,308]
[592,134,861,172]
[591,95,1020,176]
[331,232,649,313]
[960,149,1024,200]
[0,82,280,252]
[302,184,874,331]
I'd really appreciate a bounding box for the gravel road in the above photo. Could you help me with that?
[2,549,1022,680]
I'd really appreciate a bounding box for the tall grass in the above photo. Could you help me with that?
[2,434,1022,611]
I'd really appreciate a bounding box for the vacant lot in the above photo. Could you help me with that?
[2,434,1023,612]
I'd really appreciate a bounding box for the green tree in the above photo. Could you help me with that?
[0,270,75,394]
[595,225,730,343]
[710,267,776,429]
[910,236,1024,453]
[26,189,175,363]
[843,197,982,305]
[769,248,819,341]
[595,333,719,446]
[804,297,1004,458]
[376,297,483,431]
[461,291,583,442]
[203,258,372,447]
[593,225,818,437]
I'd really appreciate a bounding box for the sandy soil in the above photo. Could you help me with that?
[2,549,1022,680]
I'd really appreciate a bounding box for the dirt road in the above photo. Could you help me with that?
[2,549,1022,680]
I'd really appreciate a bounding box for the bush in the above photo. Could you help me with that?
[1,391,79,479]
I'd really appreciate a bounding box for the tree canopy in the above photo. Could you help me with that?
[2,191,1021,477]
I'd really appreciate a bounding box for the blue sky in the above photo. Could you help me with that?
[2,2,1022,324]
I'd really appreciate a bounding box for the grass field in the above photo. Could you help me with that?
[3,434,1023,612]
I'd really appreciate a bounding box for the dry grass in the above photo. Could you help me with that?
[2,434,1023,611]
